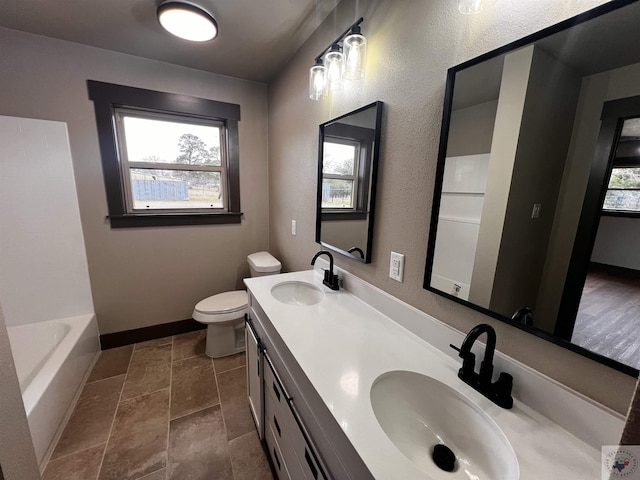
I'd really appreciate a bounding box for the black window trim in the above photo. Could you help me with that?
[87,80,242,228]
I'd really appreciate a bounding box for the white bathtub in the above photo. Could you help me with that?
[6,314,100,469]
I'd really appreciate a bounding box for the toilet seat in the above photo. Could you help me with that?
[193,290,248,324]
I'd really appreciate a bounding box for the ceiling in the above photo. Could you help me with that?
[452,1,640,111]
[0,0,338,82]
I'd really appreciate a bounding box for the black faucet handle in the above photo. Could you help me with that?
[492,372,514,409]
[322,269,330,283]
[449,343,461,354]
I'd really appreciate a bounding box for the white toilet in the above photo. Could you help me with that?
[192,251,281,358]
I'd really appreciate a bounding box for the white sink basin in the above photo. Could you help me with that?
[370,371,519,479]
[271,281,324,306]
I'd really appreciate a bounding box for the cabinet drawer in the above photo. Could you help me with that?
[264,353,289,411]
[288,409,329,480]
[265,421,291,480]
[264,353,329,480]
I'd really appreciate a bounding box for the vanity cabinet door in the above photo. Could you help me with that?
[245,318,263,439]
[263,352,329,480]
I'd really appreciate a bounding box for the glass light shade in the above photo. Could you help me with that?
[343,33,367,80]
[325,49,344,92]
[309,64,327,100]
[158,2,218,42]
[458,0,498,14]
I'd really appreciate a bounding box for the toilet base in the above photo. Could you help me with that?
[205,320,246,358]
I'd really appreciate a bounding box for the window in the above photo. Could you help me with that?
[88,81,241,227]
[603,166,640,214]
[321,138,361,209]
[319,122,375,221]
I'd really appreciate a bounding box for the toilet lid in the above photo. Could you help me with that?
[195,290,248,314]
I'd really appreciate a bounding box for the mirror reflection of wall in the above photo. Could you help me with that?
[316,101,383,263]
[425,1,640,375]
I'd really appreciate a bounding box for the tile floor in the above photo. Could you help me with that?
[42,330,274,480]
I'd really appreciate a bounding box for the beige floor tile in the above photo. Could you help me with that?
[167,406,233,480]
[122,345,171,400]
[229,431,273,480]
[217,367,254,441]
[170,354,219,420]
[213,351,246,374]
[51,375,125,460]
[88,346,133,382]
[43,444,105,480]
[134,468,166,480]
[135,336,173,351]
[99,389,169,480]
[172,330,206,361]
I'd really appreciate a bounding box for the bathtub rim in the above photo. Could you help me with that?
[18,314,96,416]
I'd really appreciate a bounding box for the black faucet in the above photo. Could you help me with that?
[310,250,340,291]
[450,324,513,409]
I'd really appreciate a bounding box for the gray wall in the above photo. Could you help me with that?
[447,100,498,157]
[267,0,635,413]
[592,217,640,269]
[490,46,581,316]
[0,27,270,335]
[537,61,640,330]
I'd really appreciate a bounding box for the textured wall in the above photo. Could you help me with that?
[267,0,636,413]
[0,27,270,335]
[0,305,40,479]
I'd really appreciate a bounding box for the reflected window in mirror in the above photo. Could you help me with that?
[316,101,383,263]
[322,139,361,210]
[423,1,640,376]
[603,118,640,215]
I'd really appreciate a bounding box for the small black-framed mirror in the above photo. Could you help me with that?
[424,0,640,376]
[316,101,383,263]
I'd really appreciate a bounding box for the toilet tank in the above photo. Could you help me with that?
[247,251,282,277]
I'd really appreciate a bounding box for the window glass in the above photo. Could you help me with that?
[117,109,226,213]
[122,116,222,166]
[322,178,354,208]
[603,167,640,213]
[129,169,223,210]
[323,142,356,175]
[322,139,359,210]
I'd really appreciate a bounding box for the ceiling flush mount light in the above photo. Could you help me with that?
[458,0,499,14]
[157,1,218,42]
[309,17,366,101]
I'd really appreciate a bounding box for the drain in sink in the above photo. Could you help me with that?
[432,444,457,472]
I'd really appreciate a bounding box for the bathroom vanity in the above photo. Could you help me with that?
[244,264,623,479]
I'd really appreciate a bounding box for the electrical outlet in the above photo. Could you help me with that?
[291,219,297,235]
[389,252,404,282]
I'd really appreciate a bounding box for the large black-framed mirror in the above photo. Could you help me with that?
[316,101,383,263]
[424,0,640,376]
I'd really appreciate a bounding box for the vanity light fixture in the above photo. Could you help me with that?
[157,1,218,42]
[458,0,499,14]
[325,44,345,92]
[309,17,366,100]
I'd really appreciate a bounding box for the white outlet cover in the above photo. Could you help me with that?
[389,252,405,282]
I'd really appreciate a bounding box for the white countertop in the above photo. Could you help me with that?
[245,269,612,479]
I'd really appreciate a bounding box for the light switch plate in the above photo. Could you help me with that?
[291,219,297,235]
[389,252,404,282]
